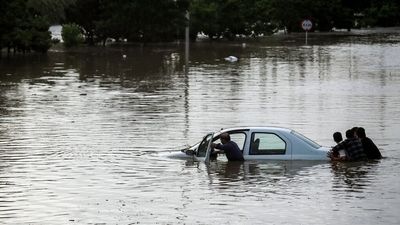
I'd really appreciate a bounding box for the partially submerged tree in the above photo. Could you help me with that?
[0,0,71,54]
[61,23,84,48]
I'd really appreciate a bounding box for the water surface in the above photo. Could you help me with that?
[1,33,400,224]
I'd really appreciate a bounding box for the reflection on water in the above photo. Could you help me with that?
[330,161,379,193]
[1,34,400,224]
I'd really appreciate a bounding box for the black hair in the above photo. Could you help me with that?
[356,127,366,138]
[351,127,358,134]
[345,129,354,139]
[333,132,343,143]
[220,133,231,141]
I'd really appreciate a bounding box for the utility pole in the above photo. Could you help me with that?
[185,10,190,71]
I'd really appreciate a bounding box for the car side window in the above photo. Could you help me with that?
[229,132,246,151]
[250,133,286,155]
[197,133,213,157]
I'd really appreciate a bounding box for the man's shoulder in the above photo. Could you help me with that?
[228,141,240,149]
[364,137,375,144]
[229,140,239,144]
[360,137,375,147]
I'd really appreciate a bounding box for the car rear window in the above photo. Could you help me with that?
[291,130,321,149]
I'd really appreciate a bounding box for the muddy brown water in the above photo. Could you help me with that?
[1,33,400,224]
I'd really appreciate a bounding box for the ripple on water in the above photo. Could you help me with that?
[1,37,400,224]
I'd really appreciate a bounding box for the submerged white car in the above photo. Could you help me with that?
[183,127,330,161]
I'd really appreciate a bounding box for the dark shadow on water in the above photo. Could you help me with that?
[202,160,328,184]
[330,160,382,193]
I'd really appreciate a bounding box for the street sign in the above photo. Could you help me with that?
[301,19,313,31]
[301,19,312,45]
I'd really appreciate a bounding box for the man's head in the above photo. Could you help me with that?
[333,132,343,143]
[356,127,366,138]
[351,127,359,138]
[220,133,231,144]
[346,129,355,139]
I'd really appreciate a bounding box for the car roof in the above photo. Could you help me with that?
[217,126,293,134]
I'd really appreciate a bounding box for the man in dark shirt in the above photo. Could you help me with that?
[328,129,367,161]
[356,127,382,159]
[330,131,346,160]
[211,133,244,161]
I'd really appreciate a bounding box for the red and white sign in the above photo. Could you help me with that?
[301,20,313,31]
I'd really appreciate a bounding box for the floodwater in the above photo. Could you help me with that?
[1,32,400,224]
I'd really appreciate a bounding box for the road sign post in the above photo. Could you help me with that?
[301,19,313,45]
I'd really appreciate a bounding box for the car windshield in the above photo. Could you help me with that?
[291,130,321,149]
[196,133,213,157]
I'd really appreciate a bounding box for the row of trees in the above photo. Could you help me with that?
[61,0,400,43]
[190,0,400,39]
[0,0,55,54]
[1,0,400,53]
[63,0,189,45]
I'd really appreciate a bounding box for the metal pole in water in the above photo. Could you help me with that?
[305,31,308,45]
[185,11,190,71]
[301,19,312,45]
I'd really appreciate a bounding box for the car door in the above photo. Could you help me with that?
[245,130,292,160]
[194,132,214,162]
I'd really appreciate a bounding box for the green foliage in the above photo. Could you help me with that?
[190,1,220,39]
[30,15,52,53]
[0,0,52,54]
[2,0,400,50]
[365,1,400,27]
[61,24,84,48]
[27,0,76,23]
[64,0,100,45]
[64,0,187,43]
[190,0,273,40]
[189,0,352,37]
